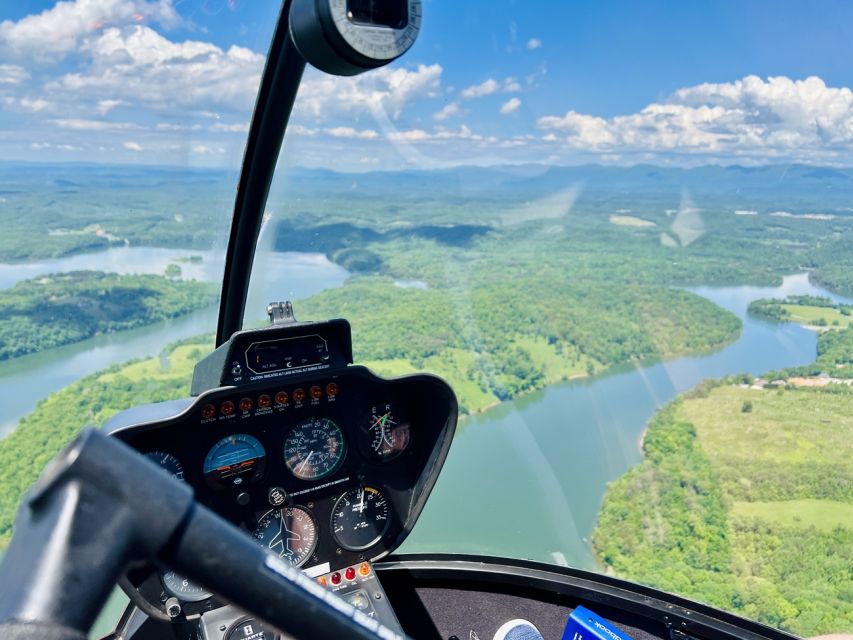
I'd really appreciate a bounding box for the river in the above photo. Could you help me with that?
[0,248,350,437]
[401,273,853,569]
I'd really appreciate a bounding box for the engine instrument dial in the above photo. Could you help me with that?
[331,485,390,551]
[161,570,211,602]
[252,506,318,567]
[145,451,185,480]
[365,404,410,461]
[203,434,266,488]
[284,417,346,481]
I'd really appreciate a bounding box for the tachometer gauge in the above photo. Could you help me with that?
[203,434,266,488]
[161,570,211,602]
[145,451,185,480]
[284,417,346,481]
[252,506,318,567]
[365,404,410,461]
[331,486,390,551]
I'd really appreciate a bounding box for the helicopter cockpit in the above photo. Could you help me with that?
[0,2,845,640]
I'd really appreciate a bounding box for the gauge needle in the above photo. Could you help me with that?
[297,451,314,474]
[357,488,365,513]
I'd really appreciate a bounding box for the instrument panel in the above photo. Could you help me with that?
[107,365,456,617]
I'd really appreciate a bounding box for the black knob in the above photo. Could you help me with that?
[236,492,250,506]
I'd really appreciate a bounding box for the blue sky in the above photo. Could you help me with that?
[2,0,853,170]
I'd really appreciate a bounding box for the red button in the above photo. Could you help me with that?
[239,398,253,412]
[201,404,216,419]
[310,386,323,400]
[293,388,306,403]
[330,572,341,585]
[257,394,272,408]
[221,401,235,416]
[345,567,356,581]
[275,391,288,405]
[326,382,339,397]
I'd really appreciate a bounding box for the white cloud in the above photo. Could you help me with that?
[50,25,265,113]
[20,97,50,112]
[536,75,853,162]
[500,97,521,115]
[295,64,442,121]
[325,126,379,140]
[461,78,499,99]
[97,99,123,115]
[52,118,140,130]
[210,122,249,133]
[0,0,181,63]
[527,38,542,50]
[0,64,29,84]
[123,141,142,151]
[192,144,224,154]
[434,102,461,121]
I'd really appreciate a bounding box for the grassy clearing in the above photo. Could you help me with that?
[732,499,853,532]
[781,304,851,329]
[609,215,656,227]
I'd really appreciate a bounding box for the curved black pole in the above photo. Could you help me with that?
[216,0,307,347]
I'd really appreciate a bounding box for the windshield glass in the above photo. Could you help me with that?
[249,2,853,637]
[0,2,276,629]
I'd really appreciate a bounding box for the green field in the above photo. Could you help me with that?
[594,385,853,637]
[781,304,851,329]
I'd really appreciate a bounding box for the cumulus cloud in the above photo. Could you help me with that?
[123,141,142,151]
[326,126,379,140]
[527,38,542,50]
[50,25,264,112]
[500,97,521,115]
[0,64,29,84]
[461,77,521,99]
[537,75,853,162]
[20,97,50,112]
[295,64,442,121]
[434,102,461,121]
[0,0,181,63]
[461,78,499,99]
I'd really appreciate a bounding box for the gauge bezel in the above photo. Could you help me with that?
[161,570,212,603]
[283,416,347,481]
[361,403,412,463]
[252,505,319,568]
[330,485,391,551]
[144,450,185,481]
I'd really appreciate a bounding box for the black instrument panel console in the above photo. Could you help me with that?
[108,366,456,582]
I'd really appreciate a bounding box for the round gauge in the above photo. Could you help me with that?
[284,417,346,481]
[145,451,185,480]
[252,506,318,567]
[203,434,266,488]
[331,486,390,551]
[161,570,211,602]
[226,617,273,640]
[365,404,410,461]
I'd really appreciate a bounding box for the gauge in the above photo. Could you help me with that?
[365,404,410,461]
[284,417,346,481]
[145,451,185,480]
[252,506,318,567]
[203,434,266,488]
[331,486,390,551]
[161,570,211,602]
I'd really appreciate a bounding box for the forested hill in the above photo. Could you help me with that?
[0,271,215,360]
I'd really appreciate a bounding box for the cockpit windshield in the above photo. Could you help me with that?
[1,1,852,638]
[248,3,853,637]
